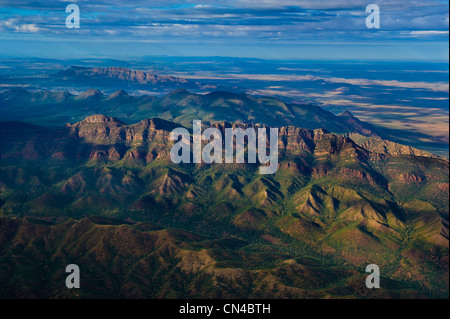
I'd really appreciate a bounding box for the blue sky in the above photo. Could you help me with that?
[0,0,448,60]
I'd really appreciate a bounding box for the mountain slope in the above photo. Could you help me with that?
[0,217,433,299]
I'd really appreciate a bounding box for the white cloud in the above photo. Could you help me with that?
[0,19,40,33]
[15,24,40,32]
[410,30,449,35]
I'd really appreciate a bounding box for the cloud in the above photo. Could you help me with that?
[1,0,448,38]
[0,18,41,32]
[0,0,448,59]
[15,24,40,32]
[410,31,449,35]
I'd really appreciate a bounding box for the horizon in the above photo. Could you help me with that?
[1,55,450,63]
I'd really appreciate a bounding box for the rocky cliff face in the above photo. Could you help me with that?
[67,115,177,146]
[349,133,438,158]
[57,66,190,85]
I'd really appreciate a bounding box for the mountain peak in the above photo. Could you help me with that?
[167,88,191,97]
[79,114,124,125]
[108,89,129,99]
[77,89,104,99]
[338,110,355,118]
[314,128,329,134]
[137,118,183,132]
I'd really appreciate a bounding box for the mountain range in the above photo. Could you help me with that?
[0,114,448,298]
[1,64,446,155]
[0,87,381,137]
[1,66,220,94]
[0,64,448,299]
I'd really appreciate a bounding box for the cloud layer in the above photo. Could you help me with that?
[0,1,448,59]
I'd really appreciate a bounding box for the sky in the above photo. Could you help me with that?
[0,0,449,60]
